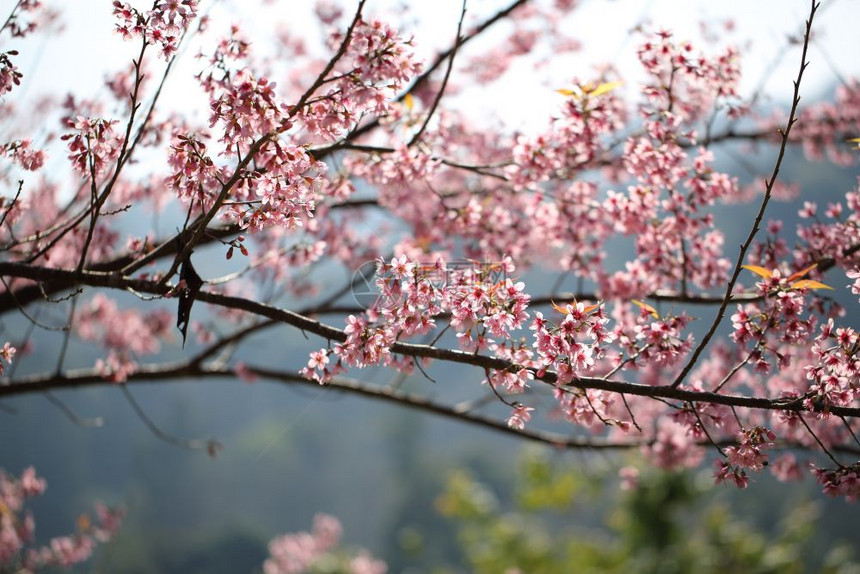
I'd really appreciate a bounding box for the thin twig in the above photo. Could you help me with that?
[53,297,77,375]
[0,181,22,231]
[0,276,69,332]
[43,391,104,427]
[797,411,843,468]
[839,415,860,449]
[713,324,771,393]
[4,358,860,456]
[119,383,214,452]
[690,401,727,457]
[408,0,467,146]
[620,393,642,432]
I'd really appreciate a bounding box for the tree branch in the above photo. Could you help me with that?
[1,261,858,419]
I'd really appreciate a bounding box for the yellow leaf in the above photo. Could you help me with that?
[631,299,659,319]
[404,93,414,111]
[556,81,622,99]
[741,265,773,279]
[587,81,623,97]
[790,279,834,291]
[787,263,817,283]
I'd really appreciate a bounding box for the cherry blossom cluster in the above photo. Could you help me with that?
[374,255,442,336]
[300,19,422,142]
[195,24,251,96]
[519,180,609,277]
[2,0,59,98]
[804,318,859,410]
[714,458,750,489]
[0,139,46,171]
[0,181,52,253]
[1,467,46,567]
[599,34,751,296]
[713,425,777,488]
[796,177,860,272]
[61,117,122,176]
[465,27,540,84]
[344,144,441,230]
[607,118,736,296]
[632,311,692,369]
[531,301,611,384]
[0,341,14,376]
[812,463,860,501]
[441,259,531,350]
[113,0,198,59]
[506,404,534,430]
[849,266,860,301]
[794,80,860,165]
[169,23,343,232]
[637,29,741,121]
[209,70,289,149]
[461,2,582,84]
[669,397,730,451]
[168,131,326,232]
[333,311,404,375]
[264,513,386,574]
[731,266,826,376]
[507,79,625,189]
[606,303,692,377]
[2,0,47,39]
[647,416,707,470]
[303,256,532,384]
[0,50,21,97]
[76,294,173,382]
[166,132,223,205]
[585,33,749,302]
[228,141,326,231]
[0,467,122,572]
[555,386,630,432]
[531,304,675,433]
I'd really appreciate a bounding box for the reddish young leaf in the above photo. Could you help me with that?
[786,263,817,283]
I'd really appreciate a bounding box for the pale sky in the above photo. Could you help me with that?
[2,0,858,133]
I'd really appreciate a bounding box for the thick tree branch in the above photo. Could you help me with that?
[4,361,859,456]
[0,261,858,418]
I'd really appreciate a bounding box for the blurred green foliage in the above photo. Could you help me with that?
[434,450,860,574]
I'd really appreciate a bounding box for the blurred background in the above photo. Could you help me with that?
[1,0,860,572]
